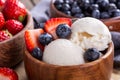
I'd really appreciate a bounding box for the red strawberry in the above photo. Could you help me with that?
[0,0,5,11]
[2,0,27,22]
[0,67,18,80]
[0,12,5,30]
[0,30,10,42]
[25,29,44,52]
[44,18,72,39]
[5,19,24,35]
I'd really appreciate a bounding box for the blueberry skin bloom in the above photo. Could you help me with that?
[56,24,71,38]
[84,48,100,62]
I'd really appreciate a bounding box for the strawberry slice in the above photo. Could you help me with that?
[24,29,44,52]
[44,18,72,39]
[0,67,18,80]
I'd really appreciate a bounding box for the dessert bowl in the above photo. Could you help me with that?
[24,18,115,80]
[0,10,33,67]
[24,43,113,80]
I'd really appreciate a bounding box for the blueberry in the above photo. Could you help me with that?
[117,2,120,9]
[84,48,100,62]
[96,0,109,11]
[92,9,100,18]
[107,3,117,11]
[111,32,120,49]
[107,3,117,15]
[54,0,63,10]
[55,3,62,10]
[72,1,78,7]
[100,12,110,19]
[64,0,73,5]
[90,4,99,10]
[54,0,63,5]
[63,10,71,16]
[56,24,71,38]
[71,6,81,15]
[109,0,117,3]
[32,47,43,60]
[88,4,99,13]
[89,0,95,4]
[62,3,71,11]
[38,33,53,46]
[112,9,120,17]
[78,0,90,10]
[74,13,85,18]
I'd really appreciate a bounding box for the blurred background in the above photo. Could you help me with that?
[20,0,40,10]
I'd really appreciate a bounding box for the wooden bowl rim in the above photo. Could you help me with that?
[51,0,120,21]
[0,10,32,44]
[25,42,113,68]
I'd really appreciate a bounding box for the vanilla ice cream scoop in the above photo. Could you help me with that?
[70,17,112,51]
[43,39,85,66]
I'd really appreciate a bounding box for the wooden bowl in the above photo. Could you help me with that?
[50,0,73,18]
[0,10,33,67]
[50,0,120,22]
[24,18,115,80]
[24,43,114,80]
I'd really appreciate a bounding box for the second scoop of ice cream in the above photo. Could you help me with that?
[70,17,112,51]
[43,39,85,66]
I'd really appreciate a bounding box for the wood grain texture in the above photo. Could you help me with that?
[103,17,120,32]
[24,42,114,80]
[15,61,120,80]
[0,11,33,67]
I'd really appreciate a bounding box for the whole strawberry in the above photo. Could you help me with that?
[0,12,5,30]
[0,67,18,80]
[2,0,27,22]
[0,30,10,42]
[0,0,5,11]
[5,19,24,35]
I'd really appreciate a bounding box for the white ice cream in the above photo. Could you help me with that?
[70,17,112,51]
[43,39,85,66]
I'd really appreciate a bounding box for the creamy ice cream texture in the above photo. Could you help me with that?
[43,39,85,66]
[70,17,112,51]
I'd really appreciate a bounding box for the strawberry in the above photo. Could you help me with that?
[0,0,5,11]
[2,0,27,22]
[0,67,18,80]
[24,29,44,52]
[5,19,24,35]
[44,18,72,39]
[0,12,5,30]
[0,30,10,42]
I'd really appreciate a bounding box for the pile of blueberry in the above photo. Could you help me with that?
[54,0,120,19]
